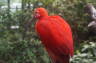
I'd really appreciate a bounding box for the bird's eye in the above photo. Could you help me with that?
[36,10,40,13]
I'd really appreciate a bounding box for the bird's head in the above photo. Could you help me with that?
[34,7,48,19]
[84,4,94,14]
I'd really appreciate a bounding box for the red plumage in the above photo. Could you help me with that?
[34,8,74,63]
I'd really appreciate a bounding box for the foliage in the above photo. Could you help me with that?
[71,42,96,63]
[0,0,96,63]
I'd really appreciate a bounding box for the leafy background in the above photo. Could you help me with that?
[0,0,96,63]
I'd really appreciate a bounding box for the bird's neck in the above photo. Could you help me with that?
[38,15,49,20]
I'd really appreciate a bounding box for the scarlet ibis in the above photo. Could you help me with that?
[34,8,74,63]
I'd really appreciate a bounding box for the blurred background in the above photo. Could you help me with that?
[0,0,96,63]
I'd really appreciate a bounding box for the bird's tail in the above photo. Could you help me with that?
[52,55,70,63]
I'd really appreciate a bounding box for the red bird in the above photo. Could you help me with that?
[34,8,74,63]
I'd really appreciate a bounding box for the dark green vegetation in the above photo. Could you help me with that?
[0,0,96,63]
